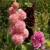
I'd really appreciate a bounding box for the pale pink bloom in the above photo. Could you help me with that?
[9,7,15,15]
[9,13,18,24]
[11,2,19,9]
[12,34,24,45]
[8,25,16,36]
[16,9,26,20]
[21,28,29,39]
[14,20,26,32]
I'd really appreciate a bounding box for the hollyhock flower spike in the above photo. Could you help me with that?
[16,9,26,20]
[8,1,29,45]
[11,2,19,9]
[24,4,35,42]
[24,4,35,27]
[31,28,45,49]
[12,35,24,45]
[33,28,45,44]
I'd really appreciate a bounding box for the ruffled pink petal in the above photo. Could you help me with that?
[12,34,24,45]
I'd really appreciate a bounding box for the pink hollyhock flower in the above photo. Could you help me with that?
[9,7,15,15]
[12,34,24,45]
[14,20,26,32]
[34,31,44,41]
[31,31,45,49]
[11,2,19,9]
[9,13,18,24]
[8,25,16,36]
[41,38,45,45]
[21,28,29,39]
[16,9,26,20]
[32,39,41,49]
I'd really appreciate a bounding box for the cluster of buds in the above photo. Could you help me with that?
[8,2,29,45]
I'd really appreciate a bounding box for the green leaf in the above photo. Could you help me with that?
[25,2,32,7]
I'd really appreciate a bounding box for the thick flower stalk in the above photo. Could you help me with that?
[8,2,29,45]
